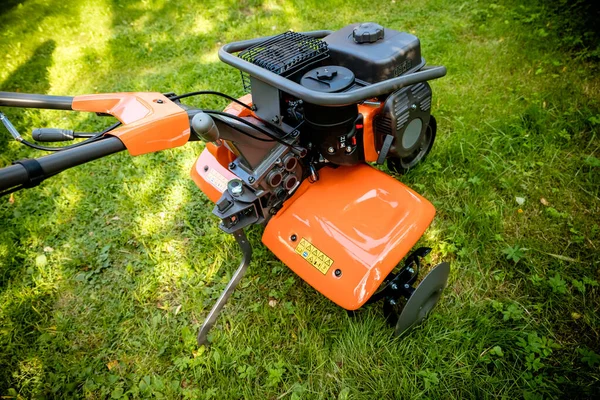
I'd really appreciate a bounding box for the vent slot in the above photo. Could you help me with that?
[238,31,329,91]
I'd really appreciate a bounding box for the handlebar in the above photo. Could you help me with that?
[0,137,126,193]
[218,31,447,107]
[0,92,74,110]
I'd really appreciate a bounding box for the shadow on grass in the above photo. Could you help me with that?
[0,40,56,151]
[0,0,296,395]
[0,0,24,17]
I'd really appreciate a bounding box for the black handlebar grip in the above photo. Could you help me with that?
[0,137,126,193]
[32,128,75,142]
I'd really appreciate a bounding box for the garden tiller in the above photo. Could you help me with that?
[0,23,450,344]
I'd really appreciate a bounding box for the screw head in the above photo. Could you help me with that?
[248,177,255,184]
[404,283,410,289]
[390,283,398,291]
[229,162,236,170]
[290,234,297,241]
[411,104,417,110]
[203,165,209,172]
[327,147,335,154]
[345,146,352,153]
[155,99,164,104]
[389,299,397,306]
[407,267,414,274]
[334,269,342,277]
[228,180,243,196]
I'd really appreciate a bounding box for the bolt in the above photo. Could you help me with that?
[229,181,243,196]
[346,146,352,153]
[327,147,335,154]
[407,267,414,274]
[156,99,164,104]
[248,177,255,184]
[290,234,297,242]
[203,165,209,172]
[229,162,236,170]
[271,116,280,124]
[390,283,398,291]
[404,283,410,289]
[334,269,342,277]
[291,130,299,137]
[411,104,417,110]
[389,299,397,306]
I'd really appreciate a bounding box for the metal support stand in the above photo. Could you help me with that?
[197,229,252,346]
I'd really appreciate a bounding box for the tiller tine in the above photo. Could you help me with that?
[394,261,449,335]
[367,247,450,336]
[197,229,252,346]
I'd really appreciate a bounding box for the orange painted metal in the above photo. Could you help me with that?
[223,93,253,117]
[190,96,249,201]
[72,92,190,156]
[262,164,435,310]
[191,144,237,203]
[206,141,237,169]
[359,101,384,162]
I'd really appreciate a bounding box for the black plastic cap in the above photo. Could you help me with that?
[300,66,355,93]
[352,22,384,44]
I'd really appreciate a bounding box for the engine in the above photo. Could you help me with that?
[192,23,441,229]
[235,22,436,174]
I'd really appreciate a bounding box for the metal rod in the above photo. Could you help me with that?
[0,91,74,110]
[197,229,252,345]
[218,31,447,107]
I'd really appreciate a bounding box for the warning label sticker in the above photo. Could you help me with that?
[206,168,229,193]
[294,238,334,274]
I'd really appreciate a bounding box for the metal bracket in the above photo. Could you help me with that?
[197,229,253,346]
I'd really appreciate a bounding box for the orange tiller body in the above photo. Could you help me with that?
[191,98,435,310]
[72,92,190,155]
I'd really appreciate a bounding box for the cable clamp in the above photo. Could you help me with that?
[12,159,45,188]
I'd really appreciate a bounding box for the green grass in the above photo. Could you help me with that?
[1,0,599,398]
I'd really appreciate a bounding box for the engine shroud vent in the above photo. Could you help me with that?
[374,82,433,158]
[238,31,329,91]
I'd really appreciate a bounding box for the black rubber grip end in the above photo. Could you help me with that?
[12,159,45,188]
[32,128,74,142]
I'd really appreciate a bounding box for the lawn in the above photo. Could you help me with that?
[0,0,599,398]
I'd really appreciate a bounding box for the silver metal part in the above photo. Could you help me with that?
[250,77,282,126]
[0,112,23,142]
[395,262,450,336]
[197,230,252,346]
[228,179,244,196]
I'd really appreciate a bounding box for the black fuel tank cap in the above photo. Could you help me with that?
[300,66,355,93]
[352,22,385,44]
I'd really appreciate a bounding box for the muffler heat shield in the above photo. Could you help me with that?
[262,164,435,310]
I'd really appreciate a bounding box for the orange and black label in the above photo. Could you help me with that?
[295,238,334,274]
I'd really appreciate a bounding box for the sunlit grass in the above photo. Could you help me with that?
[0,0,599,398]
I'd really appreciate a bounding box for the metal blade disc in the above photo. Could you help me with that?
[395,262,450,336]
